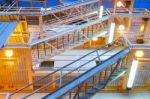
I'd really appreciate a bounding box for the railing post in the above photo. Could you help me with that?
[68,34,70,45]
[78,31,80,42]
[96,50,101,63]
[62,36,65,48]
[69,91,72,99]
[6,93,11,99]
[59,69,63,87]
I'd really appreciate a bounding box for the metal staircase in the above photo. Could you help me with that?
[78,67,126,99]
[2,3,150,64]
[6,38,130,99]
[0,0,100,15]
[24,8,150,65]
[30,21,108,64]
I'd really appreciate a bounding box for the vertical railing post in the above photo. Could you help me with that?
[78,31,80,42]
[92,25,94,36]
[68,34,70,45]
[87,27,89,37]
[69,91,71,99]
[62,36,64,48]
[57,37,59,49]
[96,50,101,63]
[37,45,40,59]
[59,69,63,87]
[73,32,75,44]
[44,42,46,56]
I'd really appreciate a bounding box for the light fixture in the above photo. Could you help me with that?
[116,1,123,7]
[108,22,115,43]
[5,50,13,57]
[92,37,98,41]
[135,50,144,58]
[99,6,104,18]
[140,24,145,33]
[118,25,125,31]
[127,59,139,88]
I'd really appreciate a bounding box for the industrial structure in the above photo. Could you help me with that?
[0,0,150,99]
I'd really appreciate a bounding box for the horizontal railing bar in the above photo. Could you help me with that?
[7,39,122,98]
[43,48,129,99]
[19,43,123,98]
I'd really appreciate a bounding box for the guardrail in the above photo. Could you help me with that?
[0,0,100,15]
[6,38,127,99]
[122,33,150,49]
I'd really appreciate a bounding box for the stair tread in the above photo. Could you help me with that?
[87,88,97,94]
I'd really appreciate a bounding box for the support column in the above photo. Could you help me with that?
[143,18,150,43]
[26,48,33,90]
[126,17,132,32]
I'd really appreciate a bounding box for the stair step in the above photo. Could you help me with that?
[94,84,104,90]
[87,88,97,94]
[100,80,107,85]
[79,93,93,99]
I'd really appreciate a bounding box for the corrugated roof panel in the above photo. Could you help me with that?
[0,21,18,48]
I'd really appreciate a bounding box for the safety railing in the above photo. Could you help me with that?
[0,0,100,15]
[31,22,108,64]
[122,33,150,49]
[58,58,127,99]
[106,8,150,17]
[42,11,108,38]
[107,8,150,14]
[6,38,127,99]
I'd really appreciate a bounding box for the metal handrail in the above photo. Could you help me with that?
[28,17,109,46]
[7,38,125,99]
[0,0,99,15]
[5,13,107,47]
[23,45,122,98]
[106,8,150,14]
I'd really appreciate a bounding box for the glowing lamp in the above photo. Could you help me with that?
[5,50,13,57]
[92,37,98,41]
[116,1,123,7]
[135,50,144,58]
[118,25,125,31]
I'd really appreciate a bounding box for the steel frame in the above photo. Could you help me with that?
[0,0,100,15]
[6,38,129,99]
[122,33,150,49]
[31,22,108,64]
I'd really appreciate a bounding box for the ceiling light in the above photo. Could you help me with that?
[135,50,144,58]
[116,1,123,7]
[5,50,13,57]
[118,25,125,31]
[92,37,98,41]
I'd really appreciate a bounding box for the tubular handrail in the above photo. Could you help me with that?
[28,17,109,46]
[22,45,123,98]
[106,8,150,15]
[0,0,99,15]
[42,46,130,99]
[7,38,125,99]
